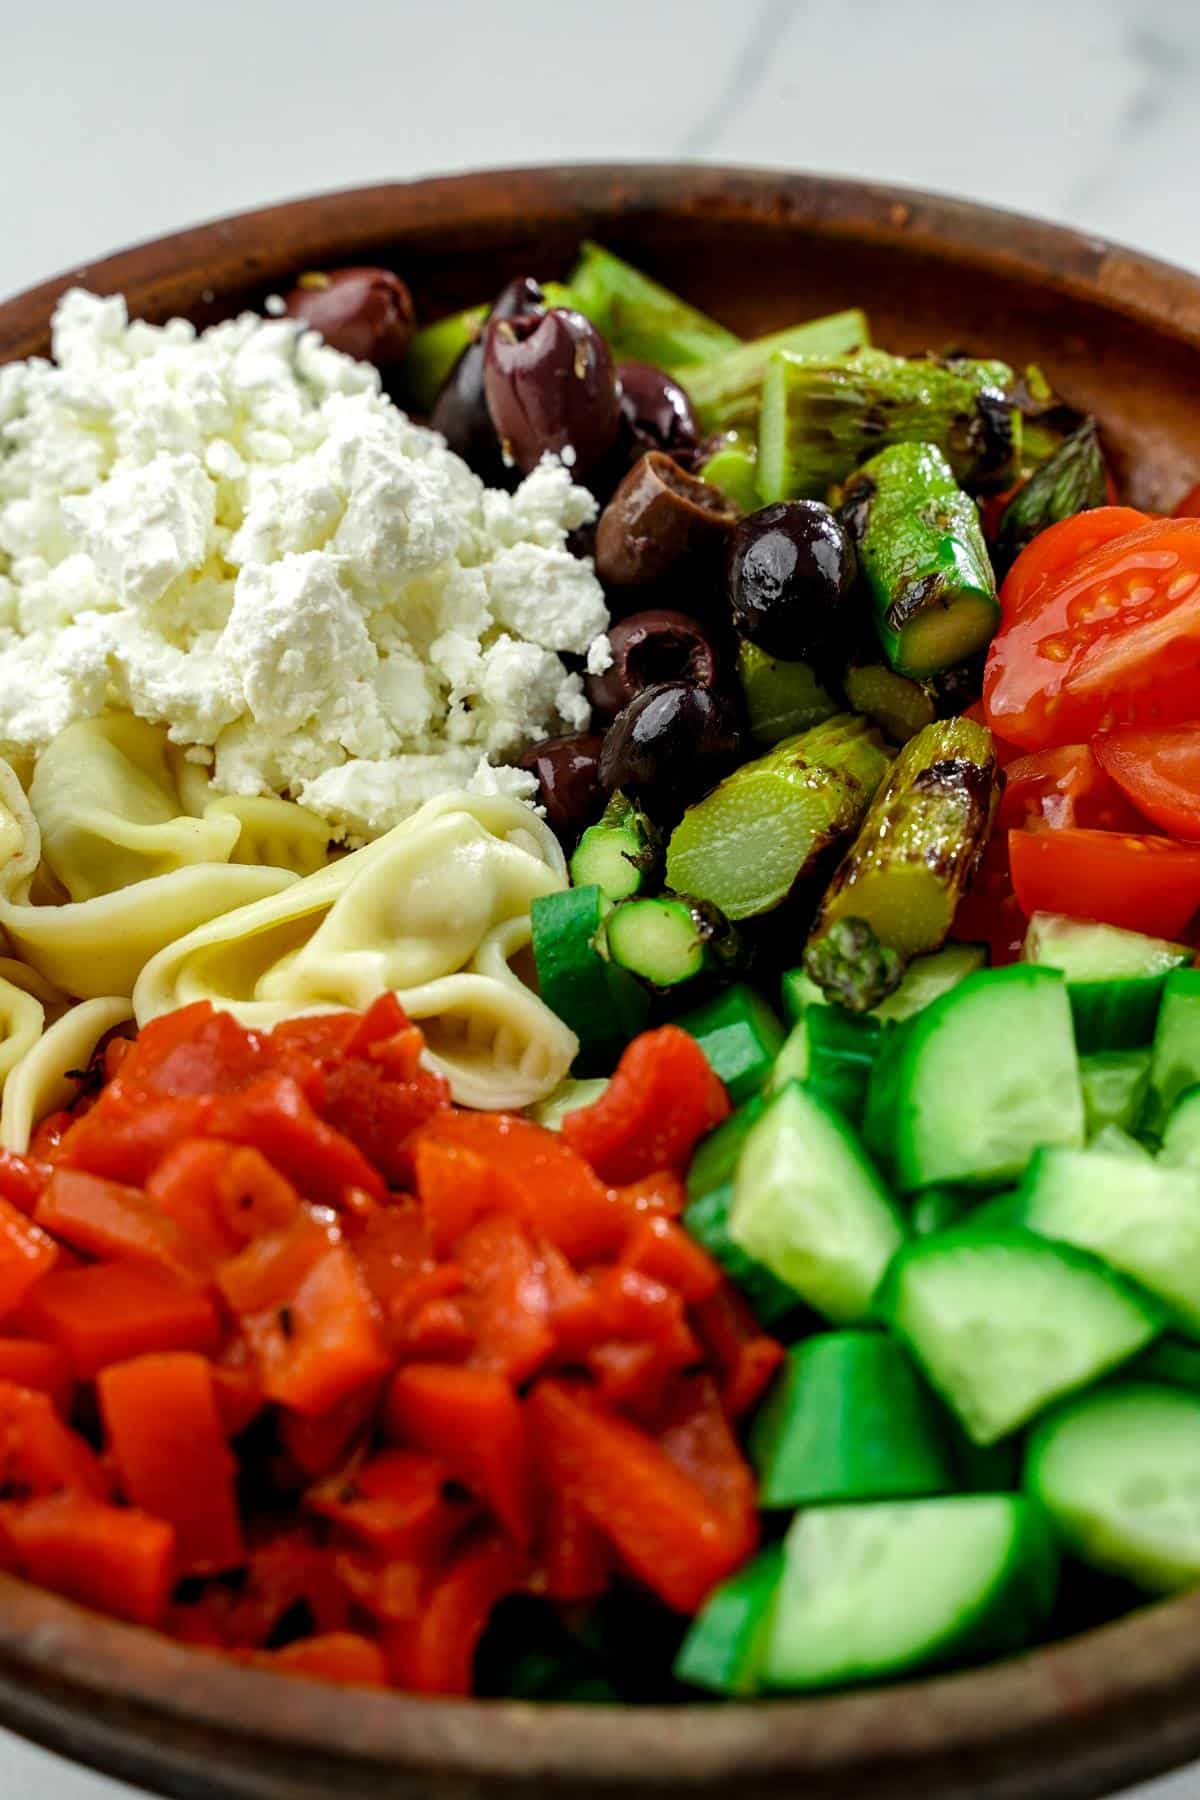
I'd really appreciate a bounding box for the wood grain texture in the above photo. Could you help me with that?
[2,164,1200,1800]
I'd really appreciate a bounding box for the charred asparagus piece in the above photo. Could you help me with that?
[993,418,1109,577]
[808,716,1000,967]
[758,348,1020,503]
[665,714,892,922]
[842,443,999,679]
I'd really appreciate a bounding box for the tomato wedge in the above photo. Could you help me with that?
[998,744,1147,835]
[1092,725,1200,840]
[985,517,1200,749]
[1008,828,1200,938]
[998,507,1148,619]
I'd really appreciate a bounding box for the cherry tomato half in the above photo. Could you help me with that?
[999,743,1147,835]
[984,517,1200,750]
[998,506,1148,620]
[1093,725,1200,841]
[1009,827,1200,939]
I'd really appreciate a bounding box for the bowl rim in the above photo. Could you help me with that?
[3,162,1200,1799]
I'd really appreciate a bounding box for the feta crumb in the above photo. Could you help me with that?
[0,290,611,838]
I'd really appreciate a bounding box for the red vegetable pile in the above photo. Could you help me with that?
[0,998,779,1693]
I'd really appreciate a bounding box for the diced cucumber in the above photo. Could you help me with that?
[911,1186,976,1237]
[750,1331,954,1507]
[1079,1049,1151,1137]
[800,1006,883,1126]
[1145,969,1200,1136]
[1160,1084,1200,1171]
[729,1080,904,1323]
[780,943,986,1028]
[684,1096,797,1325]
[530,887,649,1075]
[1087,1124,1154,1162]
[1131,1335,1200,1391]
[569,795,660,905]
[1026,1383,1200,1592]
[762,1495,1058,1691]
[880,1229,1160,1443]
[676,984,785,1106]
[1015,1146,1200,1337]
[674,1545,783,1696]
[530,1078,609,1131]
[1025,913,1189,1050]
[864,966,1084,1192]
[769,1019,810,1091]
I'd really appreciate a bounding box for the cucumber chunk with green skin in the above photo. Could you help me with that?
[729,1079,904,1323]
[684,1095,798,1325]
[762,1495,1058,1692]
[530,887,649,1075]
[686,1096,769,1202]
[1026,1383,1200,1593]
[757,348,1019,505]
[1023,912,1190,1051]
[781,943,985,1027]
[750,1331,954,1507]
[698,434,762,513]
[1145,969,1200,1137]
[911,1186,976,1237]
[530,1078,609,1131]
[676,984,785,1106]
[1131,1335,1200,1391]
[665,715,892,922]
[682,310,870,435]
[568,241,739,369]
[842,443,1000,680]
[1014,1146,1200,1337]
[1160,1084,1200,1170]
[1087,1124,1154,1162]
[880,1228,1161,1444]
[674,1545,783,1696]
[737,641,838,746]
[769,1019,810,1093]
[801,1005,883,1126]
[1079,1049,1151,1137]
[864,965,1084,1192]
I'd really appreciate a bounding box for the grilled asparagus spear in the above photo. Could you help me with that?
[993,418,1108,577]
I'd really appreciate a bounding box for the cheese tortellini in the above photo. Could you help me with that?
[134,792,577,1110]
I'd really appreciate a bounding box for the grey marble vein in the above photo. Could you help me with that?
[675,0,803,157]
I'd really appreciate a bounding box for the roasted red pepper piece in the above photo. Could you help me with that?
[563,1026,731,1184]
[385,1364,533,1548]
[0,1197,58,1323]
[5,1490,176,1626]
[21,1262,222,1379]
[383,1531,529,1695]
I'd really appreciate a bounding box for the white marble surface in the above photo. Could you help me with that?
[4,0,1200,1792]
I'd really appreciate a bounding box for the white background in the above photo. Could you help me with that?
[3,0,1200,1792]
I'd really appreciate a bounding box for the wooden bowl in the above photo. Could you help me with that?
[2,165,1200,1800]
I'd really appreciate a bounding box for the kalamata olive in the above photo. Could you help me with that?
[283,267,415,368]
[518,732,605,844]
[599,682,742,816]
[726,500,858,662]
[586,609,719,718]
[595,452,739,590]
[484,308,620,480]
[615,361,701,467]
[430,278,545,481]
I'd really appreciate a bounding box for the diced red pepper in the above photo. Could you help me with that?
[59,1093,213,1185]
[207,1076,385,1208]
[306,1448,462,1562]
[276,1380,381,1481]
[35,1168,204,1285]
[0,1341,73,1415]
[540,1481,612,1602]
[654,1372,759,1550]
[0,1379,107,1498]
[0,1198,58,1323]
[563,1027,731,1185]
[619,1215,722,1305]
[266,1632,387,1686]
[99,1353,245,1576]
[383,1531,529,1695]
[22,1262,221,1379]
[456,1213,555,1383]
[115,1003,265,1099]
[385,1365,533,1548]
[5,1491,176,1626]
[691,1283,786,1420]
[319,1058,449,1189]
[529,1378,756,1614]
[0,1151,52,1217]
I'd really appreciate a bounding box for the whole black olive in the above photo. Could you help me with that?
[484,308,621,480]
[586,610,719,718]
[726,501,858,662]
[283,267,416,368]
[599,682,742,817]
[430,278,545,481]
[615,361,701,467]
[517,732,606,845]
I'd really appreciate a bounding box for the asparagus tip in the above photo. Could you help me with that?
[804,916,904,1014]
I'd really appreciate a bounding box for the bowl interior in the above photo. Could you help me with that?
[3,164,1200,1800]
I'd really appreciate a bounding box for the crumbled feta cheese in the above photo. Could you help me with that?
[0,290,609,838]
